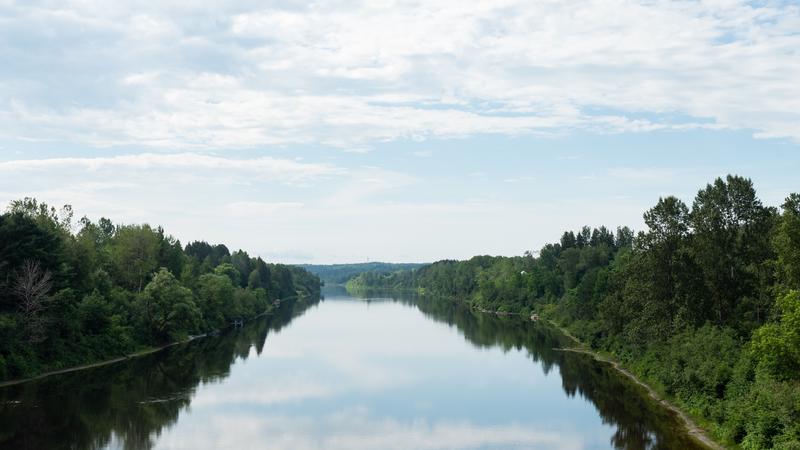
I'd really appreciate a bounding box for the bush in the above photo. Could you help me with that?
[750,291,800,381]
[736,371,800,450]
[78,291,112,335]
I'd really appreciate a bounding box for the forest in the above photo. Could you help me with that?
[347,175,800,449]
[0,199,321,382]
[301,262,426,284]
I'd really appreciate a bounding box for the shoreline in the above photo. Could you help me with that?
[544,319,726,450]
[555,346,725,450]
[0,308,278,388]
[385,295,726,449]
[0,338,193,388]
[463,305,725,450]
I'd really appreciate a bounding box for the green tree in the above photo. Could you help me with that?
[690,175,774,327]
[7,198,73,236]
[247,269,262,290]
[214,263,241,286]
[77,291,112,335]
[630,196,703,337]
[774,194,800,290]
[230,250,252,288]
[140,268,200,341]
[750,290,800,381]
[0,213,62,306]
[156,227,185,278]
[195,274,235,330]
[112,225,160,292]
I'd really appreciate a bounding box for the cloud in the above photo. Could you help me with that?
[0,152,442,263]
[0,152,343,236]
[0,0,798,149]
[226,201,304,216]
[323,167,419,207]
[0,153,342,182]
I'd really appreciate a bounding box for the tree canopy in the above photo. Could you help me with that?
[0,199,321,382]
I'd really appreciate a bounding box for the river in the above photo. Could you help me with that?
[0,287,706,450]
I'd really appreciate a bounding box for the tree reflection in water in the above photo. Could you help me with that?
[0,290,706,450]
[0,298,320,450]
[361,289,706,450]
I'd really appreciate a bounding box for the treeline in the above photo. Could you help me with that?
[0,198,321,381]
[301,262,426,284]
[346,175,800,449]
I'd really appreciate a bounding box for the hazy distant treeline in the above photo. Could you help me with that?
[302,262,425,284]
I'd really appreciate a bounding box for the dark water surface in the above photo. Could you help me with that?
[0,288,706,450]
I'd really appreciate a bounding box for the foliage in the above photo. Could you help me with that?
[348,175,799,449]
[750,290,800,382]
[0,200,321,381]
[139,269,201,341]
[303,262,426,284]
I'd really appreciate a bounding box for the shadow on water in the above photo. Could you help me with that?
[346,287,706,450]
[0,297,321,450]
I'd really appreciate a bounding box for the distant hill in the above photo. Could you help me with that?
[300,262,425,285]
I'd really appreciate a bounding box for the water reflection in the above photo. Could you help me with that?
[0,289,706,450]
[347,287,705,450]
[0,298,320,450]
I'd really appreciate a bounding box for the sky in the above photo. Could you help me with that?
[1,0,799,264]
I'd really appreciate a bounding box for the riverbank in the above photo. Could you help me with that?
[557,346,725,450]
[0,307,281,388]
[0,339,192,388]
[462,303,727,450]
[351,291,727,448]
[368,292,728,449]
[544,320,726,450]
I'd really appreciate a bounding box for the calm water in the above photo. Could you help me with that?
[0,287,705,450]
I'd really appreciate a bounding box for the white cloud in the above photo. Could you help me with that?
[0,153,344,239]
[226,201,304,216]
[323,167,418,207]
[0,153,342,182]
[0,0,798,149]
